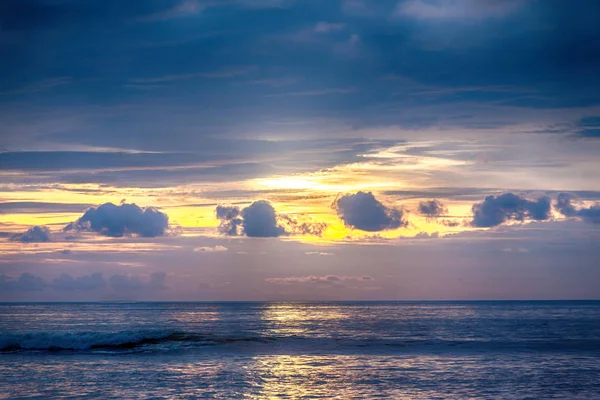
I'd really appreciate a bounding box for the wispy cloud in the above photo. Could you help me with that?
[0,77,71,96]
[395,0,525,20]
[266,275,372,284]
[130,66,256,83]
[266,87,357,97]
[137,0,204,22]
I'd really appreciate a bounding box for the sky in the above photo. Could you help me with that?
[1,0,599,301]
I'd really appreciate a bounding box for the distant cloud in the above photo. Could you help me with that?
[0,77,71,96]
[65,203,169,237]
[574,117,600,139]
[471,193,552,227]
[334,191,406,231]
[109,272,167,291]
[279,214,327,236]
[266,275,373,285]
[413,232,440,239]
[266,88,357,97]
[137,0,204,22]
[194,245,228,252]
[131,66,256,83]
[305,251,334,256]
[0,273,45,291]
[10,226,51,243]
[314,22,345,33]
[555,193,600,224]
[396,0,524,20]
[52,273,106,291]
[418,199,447,218]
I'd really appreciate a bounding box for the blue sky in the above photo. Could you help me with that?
[1,0,599,300]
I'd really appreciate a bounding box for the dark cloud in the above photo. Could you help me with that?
[0,273,45,291]
[215,205,243,235]
[51,273,106,291]
[333,191,406,232]
[278,214,328,236]
[418,199,447,218]
[216,200,285,237]
[10,225,51,242]
[471,193,552,227]
[555,193,600,224]
[65,203,169,237]
[109,272,167,291]
[242,200,286,237]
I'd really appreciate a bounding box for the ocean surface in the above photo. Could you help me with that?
[1,301,599,399]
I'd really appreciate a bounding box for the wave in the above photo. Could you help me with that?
[2,330,600,354]
[0,330,273,352]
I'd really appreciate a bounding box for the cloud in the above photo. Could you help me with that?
[10,226,51,243]
[137,0,204,22]
[575,117,600,138]
[395,0,524,20]
[51,273,106,291]
[65,202,169,237]
[305,251,334,256]
[266,275,373,285]
[278,214,328,236]
[194,245,228,252]
[109,272,167,291]
[418,199,447,218]
[413,232,440,239]
[216,200,285,237]
[555,193,600,225]
[314,22,344,33]
[0,273,45,291]
[241,200,286,237]
[333,192,407,231]
[471,193,552,227]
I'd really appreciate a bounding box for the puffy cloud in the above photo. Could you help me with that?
[418,199,447,218]
[65,202,169,237]
[109,272,167,291]
[51,273,106,291]
[217,200,324,238]
[333,192,406,231]
[0,273,45,291]
[471,193,551,227]
[555,193,600,224]
[241,201,286,237]
[10,226,51,243]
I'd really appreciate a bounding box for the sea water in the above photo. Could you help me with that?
[1,301,599,399]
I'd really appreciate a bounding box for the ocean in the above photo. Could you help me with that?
[1,301,599,399]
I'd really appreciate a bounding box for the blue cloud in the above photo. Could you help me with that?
[65,203,169,237]
[10,225,51,243]
[555,193,600,225]
[418,199,447,217]
[334,192,406,231]
[471,193,552,227]
[52,273,106,291]
[216,201,286,237]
